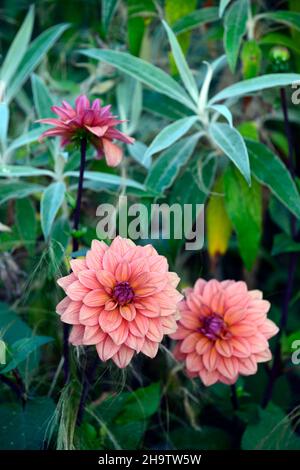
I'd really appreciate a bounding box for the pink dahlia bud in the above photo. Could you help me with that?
[170,279,279,386]
[38,95,134,167]
[56,236,183,368]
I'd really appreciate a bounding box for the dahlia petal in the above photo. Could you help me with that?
[259,319,279,339]
[146,318,163,342]
[69,325,85,345]
[148,255,168,273]
[238,355,258,375]
[96,270,116,290]
[202,347,219,371]
[167,272,180,288]
[86,240,108,270]
[170,326,191,340]
[130,258,149,277]
[141,338,159,358]
[112,345,135,368]
[70,259,86,275]
[102,250,120,274]
[224,305,248,324]
[230,337,251,358]
[186,352,201,372]
[194,279,207,295]
[255,348,272,363]
[247,333,268,353]
[78,270,100,289]
[230,322,257,337]
[210,291,225,314]
[83,325,106,345]
[110,236,135,256]
[180,332,200,353]
[83,289,109,307]
[56,296,71,315]
[195,336,211,355]
[102,138,123,167]
[79,304,102,324]
[85,125,108,137]
[57,273,77,291]
[161,316,178,335]
[180,312,201,331]
[99,309,122,332]
[61,301,81,324]
[217,357,239,379]
[96,335,120,361]
[120,304,136,321]
[105,299,118,311]
[66,280,90,301]
[199,369,220,386]
[115,261,131,282]
[248,299,271,315]
[129,315,149,337]
[125,333,144,352]
[248,289,263,300]
[202,280,220,305]
[108,320,129,345]
[215,339,233,358]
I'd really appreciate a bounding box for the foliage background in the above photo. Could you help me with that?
[0,0,300,450]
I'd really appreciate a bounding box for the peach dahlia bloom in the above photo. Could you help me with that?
[56,237,183,368]
[170,279,279,386]
[38,95,134,167]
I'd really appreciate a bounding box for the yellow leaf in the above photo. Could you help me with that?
[206,176,232,257]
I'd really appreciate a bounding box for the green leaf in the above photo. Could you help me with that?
[0,302,31,347]
[145,134,199,194]
[208,104,233,126]
[49,217,71,275]
[209,123,250,184]
[143,90,192,120]
[31,73,54,119]
[219,0,232,18]
[272,233,300,256]
[258,11,300,32]
[144,116,198,160]
[0,165,54,178]
[79,49,195,110]
[0,340,6,365]
[241,40,262,79]
[224,164,262,270]
[0,181,44,205]
[259,33,300,55]
[41,182,65,239]
[246,139,300,219]
[0,397,55,449]
[209,73,300,104]
[224,0,248,72]
[242,404,300,450]
[101,0,119,35]
[5,128,43,155]
[16,198,37,254]
[162,21,198,102]
[118,383,161,423]
[127,141,151,169]
[0,5,34,87]
[170,426,232,450]
[172,7,219,34]
[65,170,146,191]
[1,336,53,374]
[6,23,69,103]
[0,103,9,146]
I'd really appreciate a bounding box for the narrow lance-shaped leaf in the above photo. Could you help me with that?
[209,73,300,104]
[172,7,219,34]
[0,103,9,147]
[31,74,54,119]
[102,0,119,35]
[41,182,66,239]
[219,0,232,18]
[209,122,250,184]
[223,0,248,72]
[5,128,44,155]
[79,49,196,110]
[246,139,300,220]
[65,170,147,192]
[0,165,54,178]
[257,11,300,32]
[208,104,233,127]
[224,164,262,270]
[162,21,199,103]
[144,116,198,160]
[0,336,53,374]
[0,5,34,87]
[6,23,69,103]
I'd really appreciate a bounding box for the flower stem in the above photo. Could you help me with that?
[63,137,88,385]
[262,88,297,408]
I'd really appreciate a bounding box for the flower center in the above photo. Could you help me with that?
[200,314,227,340]
[112,281,134,306]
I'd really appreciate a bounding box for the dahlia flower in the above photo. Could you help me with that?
[170,279,279,386]
[38,95,134,167]
[56,237,183,368]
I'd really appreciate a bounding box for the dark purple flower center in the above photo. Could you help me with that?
[200,314,226,340]
[113,281,134,306]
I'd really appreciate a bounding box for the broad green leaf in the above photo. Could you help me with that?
[223,0,248,72]
[209,123,250,184]
[206,175,232,257]
[259,33,300,55]
[101,0,119,35]
[118,383,161,422]
[172,7,219,34]
[0,165,54,178]
[0,6,34,87]
[5,127,43,154]
[241,40,262,79]
[162,21,198,102]
[143,90,192,120]
[208,104,233,126]
[242,404,300,450]
[16,198,37,254]
[144,116,198,160]
[257,11,300,32]
[145,134,199,194]
[209,73,300,104]
[0,103,9,146]
[219,0,232,17]
[0,397,55,450]
[127,141,151,169]
[0,181,44,205]
[6,23,69,103]
[79,49,195,110]
[224,164,262,270]
[31,73,54,119]
[41,182,65,239]
[0,302,32,347]
[246,139,300,219]
[65,170,146,191]
[272,233,300,256]
[1,336,53,374]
